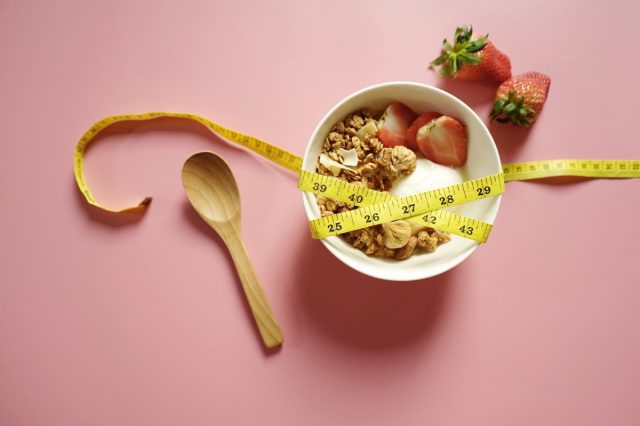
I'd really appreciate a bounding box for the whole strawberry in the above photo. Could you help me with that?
[490,72,551,127]
[430,26,511,82]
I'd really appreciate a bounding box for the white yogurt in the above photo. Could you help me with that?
[392,158,466,195]
[391,158,468,215]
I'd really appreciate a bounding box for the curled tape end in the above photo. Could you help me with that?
[117,197,152,213]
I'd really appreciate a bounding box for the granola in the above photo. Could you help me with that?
[316,109,451,260]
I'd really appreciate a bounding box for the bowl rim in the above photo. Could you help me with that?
[301,81,502,281]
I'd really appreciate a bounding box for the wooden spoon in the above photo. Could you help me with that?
[181,152,283,348]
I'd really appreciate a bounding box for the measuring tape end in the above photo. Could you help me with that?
[100,197,152,214]
[115,198,152,214]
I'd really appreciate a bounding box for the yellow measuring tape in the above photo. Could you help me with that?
[503,159,640,181]
[74,112,640,242]
[298,170,503,241]
[73,112,302,212]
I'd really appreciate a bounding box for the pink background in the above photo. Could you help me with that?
[2,1,639,425]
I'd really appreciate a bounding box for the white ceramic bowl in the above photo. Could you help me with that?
[302,82,502,281]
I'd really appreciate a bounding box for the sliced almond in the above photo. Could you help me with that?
[337,148,359,167]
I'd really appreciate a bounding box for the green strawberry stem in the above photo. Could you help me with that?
[430,26,487,78]
[490,90,536,127]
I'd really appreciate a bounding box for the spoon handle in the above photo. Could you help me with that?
[220,225,284,348]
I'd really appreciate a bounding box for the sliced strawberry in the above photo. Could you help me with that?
[415,116,468,167]
[406,112,441,151]
[377,102,417,148]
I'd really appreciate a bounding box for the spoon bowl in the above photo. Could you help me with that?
[182,151,283,349]
[182,152,241,224]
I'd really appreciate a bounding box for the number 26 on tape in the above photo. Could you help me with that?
[364,212,380,223]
